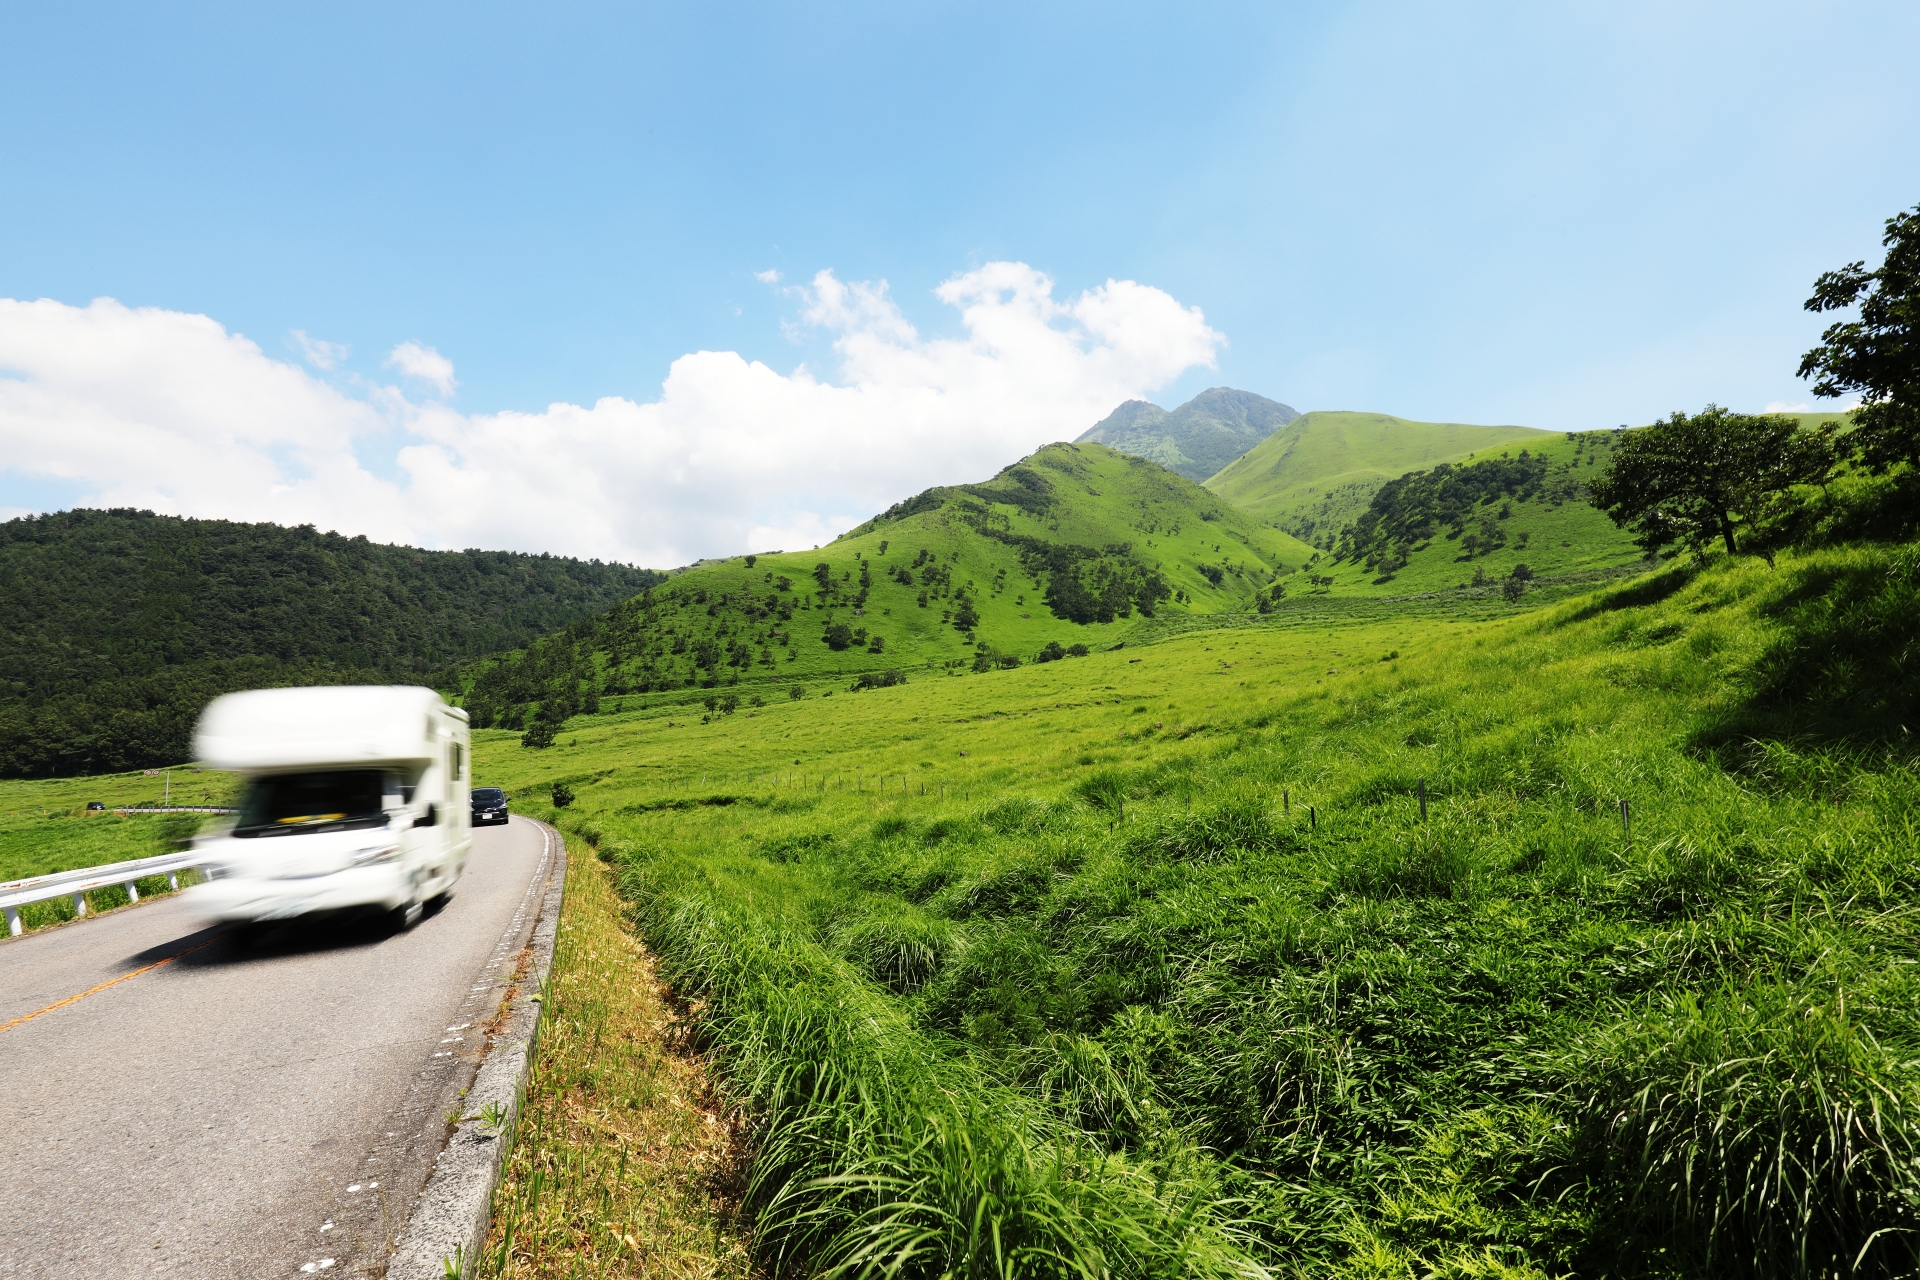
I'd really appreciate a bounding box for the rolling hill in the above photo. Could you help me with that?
[1295,429,1649,595]
[1075,387,1299,482]
[455,441,1317,729]
[0,509,663,778]
[1205,409,1553,543]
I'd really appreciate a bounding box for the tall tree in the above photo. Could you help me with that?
[1587,406,1831,558]
[1799,204,1920,472]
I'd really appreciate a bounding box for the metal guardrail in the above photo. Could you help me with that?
[114,807,237,815]
[0,850,209,937]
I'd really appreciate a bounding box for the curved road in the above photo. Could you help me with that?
[0,816,555,1279]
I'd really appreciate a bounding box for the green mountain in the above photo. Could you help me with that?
[1075,387,1299,482]
[0,509,663,778]
[1205,410,1553,546]
[457,441,1317,729]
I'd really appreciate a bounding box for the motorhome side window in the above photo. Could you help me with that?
[235,770,391,837]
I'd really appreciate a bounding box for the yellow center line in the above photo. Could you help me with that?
[0,936,222,1034]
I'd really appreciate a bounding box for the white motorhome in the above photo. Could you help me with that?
[191,686,472,932]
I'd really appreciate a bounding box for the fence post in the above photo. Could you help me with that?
[1620,798,1631,844]
[1309,805,1316,831]
[1284,789,1289,814]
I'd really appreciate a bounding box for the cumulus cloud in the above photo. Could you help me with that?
[0,263,1222,566]
[385,341,458,396]
[754,268,781,284]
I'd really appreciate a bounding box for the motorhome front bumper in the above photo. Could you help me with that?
[194,864,414,922]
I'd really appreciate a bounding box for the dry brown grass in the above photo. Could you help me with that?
[478,842,753,1278]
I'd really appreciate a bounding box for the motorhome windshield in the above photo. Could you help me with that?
[235,770,391,837]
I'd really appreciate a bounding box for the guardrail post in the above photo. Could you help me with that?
[5,906,19,937]
[123,881,140,903]
[71,892,88,918]
[168,872,180,890]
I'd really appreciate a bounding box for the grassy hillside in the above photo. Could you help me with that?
[1076,387,1300,482]
[450,537,1918,1278]
[0,509,662,778]
[455,442,1318,729]
[1294,429,1648,597]
[1206,410,1554,541]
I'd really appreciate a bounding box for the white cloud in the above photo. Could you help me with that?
[0,264,1223,566]
[385,341,457,396]
[291,329,350,370]
[754,268,781,284]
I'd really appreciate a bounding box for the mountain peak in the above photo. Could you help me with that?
[1075,387,1299,482]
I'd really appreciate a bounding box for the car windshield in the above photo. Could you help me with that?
[472,788,505,803]
[236,770,391,836]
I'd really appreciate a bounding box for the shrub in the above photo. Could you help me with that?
[551,782,574,807]
[789,685,805,700]
[824,622,853,650]
[851,669,906,691]
[521,721,557,749]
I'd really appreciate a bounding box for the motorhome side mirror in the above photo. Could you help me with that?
[418,803,438,828]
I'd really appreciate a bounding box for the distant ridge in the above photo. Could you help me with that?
[1076,387,1299,482]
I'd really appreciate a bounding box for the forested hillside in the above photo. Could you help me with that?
[456,442,1316,731]
[0,509,662,777]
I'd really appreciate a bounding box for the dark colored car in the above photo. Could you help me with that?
[471,787,510,826]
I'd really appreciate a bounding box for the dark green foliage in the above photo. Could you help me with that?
[551,782,574,807]
[974,527,1170,624]
[1334,450,1557,572]
[850,669,906,691]
[0,508,660,777]
[521,721,557,749]
[1588,406,1834,558]
[823,622,854,650]
[1800,203,1920,472]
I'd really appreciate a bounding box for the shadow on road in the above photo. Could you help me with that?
[124,896,453,970]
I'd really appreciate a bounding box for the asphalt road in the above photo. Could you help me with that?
[0,815,554,1280]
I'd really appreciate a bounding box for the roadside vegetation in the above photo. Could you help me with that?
[480,840,752,1279]
[462,515,1916,1276]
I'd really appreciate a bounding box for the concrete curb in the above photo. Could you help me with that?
[386,823,568,1279]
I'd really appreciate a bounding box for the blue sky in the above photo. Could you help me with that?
[2,1,1915,561]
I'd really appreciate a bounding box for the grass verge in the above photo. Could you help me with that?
[479,833,753,1278]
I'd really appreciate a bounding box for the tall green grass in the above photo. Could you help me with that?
[528,541,1914,1277]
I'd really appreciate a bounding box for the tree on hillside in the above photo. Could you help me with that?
[1587,406,1832,558]
[1799,204,1920,472]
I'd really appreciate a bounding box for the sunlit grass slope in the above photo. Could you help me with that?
[477,540,1920,1278]
[457,442,1316,728]
[1204,410,1553,540]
